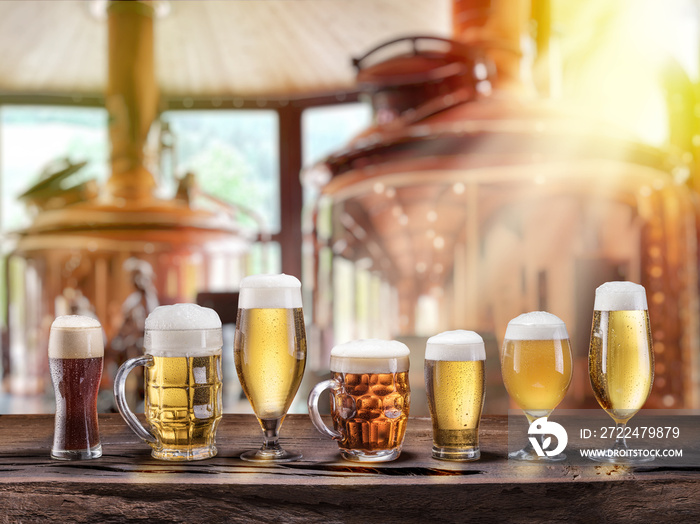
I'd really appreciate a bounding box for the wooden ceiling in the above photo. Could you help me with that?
[0,0,451,100]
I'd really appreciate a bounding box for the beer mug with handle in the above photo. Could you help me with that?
[114,303,223,461]
[308,339,410,462]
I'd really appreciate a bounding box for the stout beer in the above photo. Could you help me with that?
[49,315,104,460]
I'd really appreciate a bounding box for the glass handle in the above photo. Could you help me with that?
[307,379,342,441]
[114,355,157,444]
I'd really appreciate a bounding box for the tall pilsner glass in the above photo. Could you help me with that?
[588,281,654,464]
[501,312,572,461]
[234,274,307,462]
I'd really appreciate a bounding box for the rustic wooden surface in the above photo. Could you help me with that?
[0,414,698,523]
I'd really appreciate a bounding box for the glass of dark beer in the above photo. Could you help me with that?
[49,315,104,460]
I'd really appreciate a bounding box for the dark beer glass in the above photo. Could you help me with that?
[49,315,104,460]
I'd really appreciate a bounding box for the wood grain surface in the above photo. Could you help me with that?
[0,414,697,523]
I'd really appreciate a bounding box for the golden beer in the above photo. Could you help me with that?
[234,307,306,421]
[424,329,486,461]
[145,353,222,457]
[501,338,573,421]
[235,273,307,462]
[114,303,224,461]
[589,309,653,424]
[501,311,572,461]
[587,281,654,464]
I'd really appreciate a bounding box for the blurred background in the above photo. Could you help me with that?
[1,0,699,417]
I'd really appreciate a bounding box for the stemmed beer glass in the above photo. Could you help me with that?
[501,312,573,461]
[234,274,307,462]
[588,281,654,463]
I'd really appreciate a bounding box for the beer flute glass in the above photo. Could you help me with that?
[501,312,573,461]
[49,315,104,460]
[588,282,654,464]
[425,330,485,461]
[234,274,307,462]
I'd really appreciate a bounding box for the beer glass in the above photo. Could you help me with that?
[501,311,572,461]
[425,330,485,461]
[588,281,654,463]
[50,315,104,460]
[234,274,307,462]
[114,303,223,461]
[307,339,410,462]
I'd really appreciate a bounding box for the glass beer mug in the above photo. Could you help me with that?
[308,339,411,462]
[114,303,223,461]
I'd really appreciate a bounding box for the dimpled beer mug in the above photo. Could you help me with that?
[308,339,411,462]
[114,303,223,461]
[425,330,485,461]
[50,315,104,460]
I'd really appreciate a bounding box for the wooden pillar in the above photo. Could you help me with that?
[278,106,303,279]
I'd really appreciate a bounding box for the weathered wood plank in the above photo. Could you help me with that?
[0,414,697,522]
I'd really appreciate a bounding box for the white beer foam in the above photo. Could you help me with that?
[594,281,648,311]
[504,311,569,341]
[330,339,410,373]
[48,315,104,359]
[144,304,222,357]
[238,273,303,309]
[425,330,485,361]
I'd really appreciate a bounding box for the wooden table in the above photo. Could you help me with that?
[0,414,697,522]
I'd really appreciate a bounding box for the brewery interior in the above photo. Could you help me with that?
[0,0,699,417]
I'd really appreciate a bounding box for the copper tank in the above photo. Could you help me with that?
[4,1,254,401]
[305,0,700,414]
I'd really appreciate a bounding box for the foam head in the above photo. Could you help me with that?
[238,273,302,309]
[330,339,410,373]
[144,303,222,357]
[425,330,485,361]
[594,281,648,311]
[504,311,569,340]
[49,315,104,359]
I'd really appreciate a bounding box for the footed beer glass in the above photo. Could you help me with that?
[588,281,654,464]
[234,274,307,462]
[501,312,572,461]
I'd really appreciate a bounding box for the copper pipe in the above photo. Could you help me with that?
[105,0,158,201]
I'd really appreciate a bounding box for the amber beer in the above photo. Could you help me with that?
[589,282,654,424]
[115,303,223,461]
[501,312,573,422]
[308,339,410,462]
[425,330,485,461]
[49,315,104,460]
